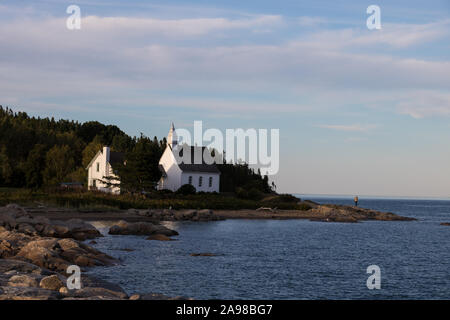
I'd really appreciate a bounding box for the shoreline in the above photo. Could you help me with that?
[0,202,418,300]
[22,202,416,223]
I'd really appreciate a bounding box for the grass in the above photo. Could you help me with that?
[0,188,310,211]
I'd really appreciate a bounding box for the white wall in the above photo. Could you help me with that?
[157,146,183,191]
[157,145,220,192]
[181,172,220,193]
[87,147,120,194]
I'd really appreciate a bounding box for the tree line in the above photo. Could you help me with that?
[0,106,274,194]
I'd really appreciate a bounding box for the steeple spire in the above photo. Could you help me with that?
[167,123,177,149]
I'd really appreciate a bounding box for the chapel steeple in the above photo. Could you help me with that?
[167,123,177,149]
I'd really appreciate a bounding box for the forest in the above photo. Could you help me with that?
[0,106,273,196]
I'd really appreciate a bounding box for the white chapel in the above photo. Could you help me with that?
[157,123,221,192]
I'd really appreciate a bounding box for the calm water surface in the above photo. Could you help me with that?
[86,197,450,299]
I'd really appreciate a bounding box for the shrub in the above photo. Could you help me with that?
[176,184,196,195]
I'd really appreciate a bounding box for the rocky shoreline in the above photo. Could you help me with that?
[22,203,416,223]
[0,202,418,300]
[0,204,184,300]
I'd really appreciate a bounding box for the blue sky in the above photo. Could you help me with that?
[0,0,449,197]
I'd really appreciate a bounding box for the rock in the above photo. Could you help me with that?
[57,238,80,251]
[108,220,178,237]
[1,204,29,218]
[65,287,128,300]
[0,212,16,229]
[129,294,140,300]
[0,240,14,258]
[80,275,127,295]
[127,208,139,215]
[183,210,197,219]
[0,286,60,300]
[441,222,450,226]
[0,259,46,276]
[190,253,217,257]
[15,237,116,272]
[40,275,64,291]
[8,275,39,288]
[17,223,37,236]
[64,219,102,240]
[59,287,69,294]
[198,209,213,216]
[137,293,191,300]
[16,240,68,272]
[146,234,175,241]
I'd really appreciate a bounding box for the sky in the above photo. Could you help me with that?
[0,0,449,197]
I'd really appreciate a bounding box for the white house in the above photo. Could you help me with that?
[86,146,124,194]
[157,123,221,192]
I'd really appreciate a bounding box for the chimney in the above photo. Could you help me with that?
[103,146,110,163]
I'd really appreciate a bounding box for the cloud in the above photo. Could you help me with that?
[0,12,449,118]
[80,14,284,37]
[299,19,450,49]
[298,16,328,27]
[314,124,378,132]
[397,91,450,118]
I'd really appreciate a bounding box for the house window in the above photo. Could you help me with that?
[93,179,96,188]
[188,176,193,185]
[209,177,213,188]
[199,176,203,187]
[96,163,100,172]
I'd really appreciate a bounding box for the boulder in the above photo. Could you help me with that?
[16,240,68,272]
[40,275,64,291]
[146,234,175,241]
[108,220,178,237]
[17,223,37,236]
[0,259,47,276]
[64,219,102,240]
[0,240,14,258]
[7,275,39,288]
[0,286,60,300]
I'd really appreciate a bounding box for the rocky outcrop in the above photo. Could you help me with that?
[0,230,117,272]
[0,204,102,240]
[0,204,190,300]
[308,204,416,223]
[108,220,178,237]
[135,209,223,222]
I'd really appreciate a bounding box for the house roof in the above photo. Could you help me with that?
[85,148,125,170]
[176,146,221,174]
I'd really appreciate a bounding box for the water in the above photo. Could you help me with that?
[86,197,450,299]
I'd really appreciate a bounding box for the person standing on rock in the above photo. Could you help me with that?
[354,196,359,207]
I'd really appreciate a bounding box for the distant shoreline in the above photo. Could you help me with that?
[294,194,450,201]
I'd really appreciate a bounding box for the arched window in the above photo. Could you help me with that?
[209,177,213,187]
[188,176,193,185]
[199,176,203,187]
